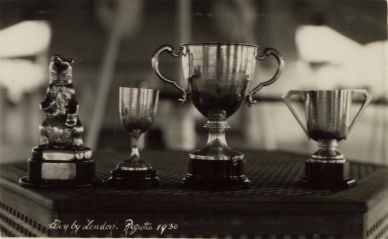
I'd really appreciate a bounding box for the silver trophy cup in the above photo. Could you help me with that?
[152,43,284,190]
[282,89,371,189]
[108,87,160,189]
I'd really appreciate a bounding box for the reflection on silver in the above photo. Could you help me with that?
[120,87,159,134]
[152,43,284,161]
[183,44,255,117]
[118,87,159,171]
[40,55,85,148]
[282,89,371,161]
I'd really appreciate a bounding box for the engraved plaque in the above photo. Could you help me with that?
[41,163,76,180]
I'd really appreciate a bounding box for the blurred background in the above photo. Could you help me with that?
[0,0,387,165]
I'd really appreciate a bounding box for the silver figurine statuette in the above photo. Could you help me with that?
[282,89,371,189]
[108,87,159,189]
[152,43,284,190]
[19,55,96,188]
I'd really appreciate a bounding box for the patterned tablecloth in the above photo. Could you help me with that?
[0,150,387,238]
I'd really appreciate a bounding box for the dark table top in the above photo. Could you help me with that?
[1,150,388,215]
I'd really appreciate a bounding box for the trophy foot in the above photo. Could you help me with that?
[19,146,97,188]
[182,158,251,190]
[189,146,244,160]
[107,168,159,189]
[107,159,159,189]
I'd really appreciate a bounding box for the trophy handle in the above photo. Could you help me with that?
[248,48,285,105]
[282,90,309,137]
[151,45,188,103]
[348,89,372,132]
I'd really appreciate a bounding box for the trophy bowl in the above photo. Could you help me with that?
[152,43,284,190]
[282,89,372,189]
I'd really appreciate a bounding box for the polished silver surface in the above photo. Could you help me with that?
[118,87,159,171]
[152,43,284,160]
[282,89,371,161]
[283,89,371,141]
[182,44,255,118]
[40,55,84,148]
[152,43,284,107]
[119,87,159,133]
[307,90,357,141]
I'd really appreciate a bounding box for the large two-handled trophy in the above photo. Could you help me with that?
[108,87,160,189]
[152,43,284,190]
[282,89,371,189]
[19,55,96,188]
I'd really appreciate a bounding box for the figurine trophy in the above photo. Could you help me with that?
[108,87,159,189]
[282,89,371,189]
[19,55,95,188]
[152,43,284,190]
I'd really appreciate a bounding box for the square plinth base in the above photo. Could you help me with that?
[303,160,356,189]
[19,147,96,188]
[182,158,251,190]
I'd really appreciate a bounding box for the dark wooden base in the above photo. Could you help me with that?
[19,146,96,188]
[107,168,159,189]
[182,158,251,190]
[302,160,356,189]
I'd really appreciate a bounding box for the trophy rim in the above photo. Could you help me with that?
[119,87,160,94]
[180,42,259,48]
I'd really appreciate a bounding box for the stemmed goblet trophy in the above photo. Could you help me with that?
[108,87,159,189]
[152,43,284,190]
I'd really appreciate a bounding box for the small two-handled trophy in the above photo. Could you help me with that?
[282,89,371,189]
[107,87,159,189]
[19,55,96,188]
[152,43,284,190]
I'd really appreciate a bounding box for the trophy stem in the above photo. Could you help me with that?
[128,147,140,160]
[310,139,344,162]
[204,119,230,152]
[128,132,141,160]
[318,139,338,151]
[189,117,244,160]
